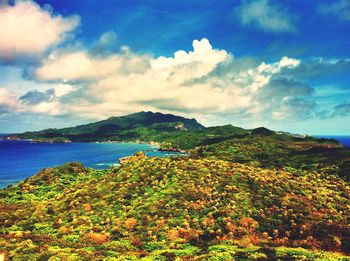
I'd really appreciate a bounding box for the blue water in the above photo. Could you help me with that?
[315,135,350,148]
[0,139,181,188]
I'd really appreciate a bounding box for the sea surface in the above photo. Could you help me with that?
[0,135,349,189]
[0,137,182,188]
[315,135,350,147]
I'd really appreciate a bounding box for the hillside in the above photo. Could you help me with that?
[190,133,350,180]
[0,153,349,260]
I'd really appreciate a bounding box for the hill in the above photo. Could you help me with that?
[0,154,349,260]
[191,133,350,180]
[7,111,204,142]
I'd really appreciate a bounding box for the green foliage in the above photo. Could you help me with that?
[191,133,350,180]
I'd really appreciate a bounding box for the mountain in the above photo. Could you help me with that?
[0,153,349,260]
[8,111,204,142]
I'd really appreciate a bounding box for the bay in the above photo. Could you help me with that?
[0,138,181,188]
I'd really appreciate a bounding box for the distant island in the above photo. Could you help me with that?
[1,111,350,259]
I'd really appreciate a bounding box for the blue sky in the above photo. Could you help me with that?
[0,0,349,134]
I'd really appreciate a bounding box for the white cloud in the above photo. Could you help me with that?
[36,49,150,81]
[236,0,297,33]
[0,87,18,108]
[318,0,350,22]
[32,38,303,123]
[0,0,79,59]
[3,37,309,127]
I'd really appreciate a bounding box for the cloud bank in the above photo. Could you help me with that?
[0,0,349,134]
[2,36,314,125]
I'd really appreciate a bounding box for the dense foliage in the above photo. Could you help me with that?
[191,133,350,180]
[1,153,349,260]
[2,111,350,259]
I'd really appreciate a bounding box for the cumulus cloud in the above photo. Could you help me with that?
[36,49,151,81]
[5,37,342,127]
[318,0,350,22]
[235,0,297,33]
[31,37,312,124]
[0,0,79,60]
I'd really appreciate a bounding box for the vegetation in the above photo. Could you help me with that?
[1,111,350,259]
[6,111,349,180]
[1,153,349,260]
[7,111,204,143]
[191,133,350,180]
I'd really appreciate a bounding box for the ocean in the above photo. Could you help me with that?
[0,135,349,189]
[315,135,350,147]
[0,139,181,188]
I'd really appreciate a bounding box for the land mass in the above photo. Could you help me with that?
[4,111,349,179]
[1,111,350,260]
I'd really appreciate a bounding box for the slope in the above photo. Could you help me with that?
[0,153,349,260]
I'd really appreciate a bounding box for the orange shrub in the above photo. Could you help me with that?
[85,232,109,244]
[83,203,92,212]
[239,217,259,232]
[167,229,180,241]
[124,218,137,231]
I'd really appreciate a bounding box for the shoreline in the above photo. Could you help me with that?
[0,141,186,189]
[1,136,187,153]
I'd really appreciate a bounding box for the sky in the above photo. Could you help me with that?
[0,0,349,135]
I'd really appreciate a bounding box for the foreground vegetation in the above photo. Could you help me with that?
[1,153,349,260]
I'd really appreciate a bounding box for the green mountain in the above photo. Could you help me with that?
[9,111,204,142]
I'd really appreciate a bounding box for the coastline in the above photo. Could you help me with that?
[1,135,186,153]
[0,140,185,189]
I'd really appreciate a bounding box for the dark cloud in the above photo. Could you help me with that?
[0,105,10,115]
[20,89,55,104]
[253,76,317,120]
[258,77,314,102]
[333,102,350,117]
[280,59,350,83]
[284,98,317,119]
